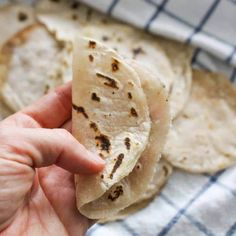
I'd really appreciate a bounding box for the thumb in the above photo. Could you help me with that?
[0,128,104,174]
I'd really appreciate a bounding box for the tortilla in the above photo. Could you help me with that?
[0,23,71,112]
[36,0,192,118]
[82,23,192,118]
[163,70,236,173]
[36,0,111,42]
[158,38,193,118]
[0,98,12,121]
[76,61,170,219]
[0,4,36,49]
[99,160,173,223]
[73,38,151,219]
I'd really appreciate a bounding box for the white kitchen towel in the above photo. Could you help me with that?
[79,0,236,83]
[1,0,236,235]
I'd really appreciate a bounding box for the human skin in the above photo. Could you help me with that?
[0,82,105,236]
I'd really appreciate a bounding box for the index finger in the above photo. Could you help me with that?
[21,82,72,128]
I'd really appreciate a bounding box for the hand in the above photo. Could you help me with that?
[0,83,104,236]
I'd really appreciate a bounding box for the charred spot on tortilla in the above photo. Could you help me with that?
[70,2,79,9]
[50,0,60,2]
[99,153,104,158]
[111,59,119,72]
[136,163,141,170]
[90,122,99,132]
[71,14,78,20]
[132,47,144,58]
[130,107,138,117]
[101,18,108,24]
[102,36,109,41]
[108,186,123,201]
[128,81,134,87]
[95,134,111,153]
[101,174,104,179]
[91,92,100,102]
[124,137,131,150]
[18,12,28,22]
[110,154,124,179]
[72,104,89,119]
[113,47,118,52]
[88,54,94,62]
[96,73,119,89]
[88,40,96,49]
[128,92,132,99]
[86,8,93,21]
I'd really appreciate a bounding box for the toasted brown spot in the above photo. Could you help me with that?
[112,91,115,95]
[132,47,145,58]
[95,134,111,153]
[136,163,141,170]
[71,14,78,20]
[50,0,60,2]
[111,59,119,72]
[96,72,119,89]
[91,92,100,102]
[130,107,138,117]
[18,12,28,21]
[72,104,88,119]
[89,40,96,49]
[128,81,134,86]
[124,137,131,150]
[90,122,99,132]
[110,154,124,179]
[99,153,104,158]
[89,54,94,62]
[108,185,123,201]
[128,92,132,99]
[183,114,189,119]
[101,18,108,24]
[71,2,79,9]
[101,174,104,179]
[102,36,109,41]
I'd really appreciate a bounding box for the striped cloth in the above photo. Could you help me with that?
[1,0,236,235]
[75,1,236,236]
[79,0,236,83]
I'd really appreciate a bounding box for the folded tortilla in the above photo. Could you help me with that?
[73,38,170,219]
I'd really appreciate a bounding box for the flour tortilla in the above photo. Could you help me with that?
[163,70,236,173]
[36,0,110,42]
[99,160,173,223]
[82,23,192,118]
[36,0,192,118]
[73,38,151,219]
[0,23,71,112]
[76,61,170,219]
[0,4,36,49]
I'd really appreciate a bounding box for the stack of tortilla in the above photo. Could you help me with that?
[0,0,235,222]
